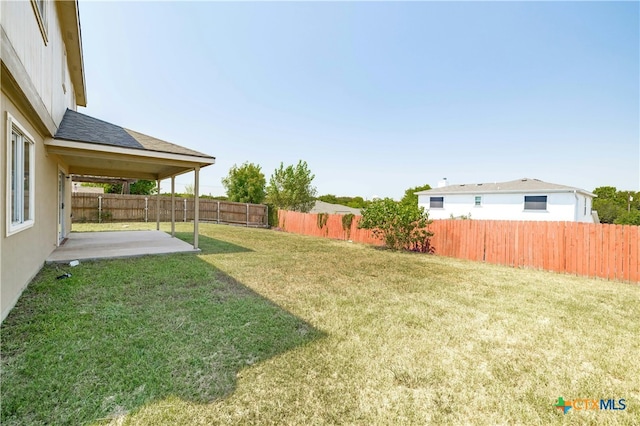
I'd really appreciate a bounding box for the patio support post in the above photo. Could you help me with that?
[171,176,175,237]
[156,179,161,231]
[194,166,200,250]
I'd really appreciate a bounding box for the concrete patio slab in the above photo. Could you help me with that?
[46,230,199,263]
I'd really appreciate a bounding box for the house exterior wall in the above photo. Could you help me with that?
[418,192,595,223]
[1,0,76,126]
[1,92,67,321]
[1,1,76,321]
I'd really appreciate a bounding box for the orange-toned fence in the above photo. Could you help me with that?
[278,210,382,245]
[278,210,639,283]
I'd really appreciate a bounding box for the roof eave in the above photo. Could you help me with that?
[419,188,595,197]
[46,138,216,167]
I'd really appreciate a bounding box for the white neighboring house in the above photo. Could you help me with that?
[416,178,597,223]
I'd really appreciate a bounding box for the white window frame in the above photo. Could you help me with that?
[584,198,588,216]
[430,196,444,209]
[474,195,482,207]
[31,0,49,45]
[523,195,547,211]
[6,113,36,236]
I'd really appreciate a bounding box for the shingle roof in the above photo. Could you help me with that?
[55,109,142,149]
[310,201,362,215]
[415,178,595,197]
[54,109,213,159]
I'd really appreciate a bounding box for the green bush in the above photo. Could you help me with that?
[614,210,640,225]
[358,198,433,252]
[317,213,329,229]
[342,213,355,239]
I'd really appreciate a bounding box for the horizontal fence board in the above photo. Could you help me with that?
[277,210,639,283]
[72,193,267,227]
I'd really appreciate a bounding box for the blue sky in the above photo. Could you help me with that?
[78,1,639,199]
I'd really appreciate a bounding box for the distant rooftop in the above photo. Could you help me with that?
[310,200,362,215]
[415,178,595,197]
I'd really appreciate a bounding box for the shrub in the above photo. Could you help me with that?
[358,198,433,252]
[614,210,640,225]
[266,203,279,228]
[342,213,355,239]
[317,213,329,229]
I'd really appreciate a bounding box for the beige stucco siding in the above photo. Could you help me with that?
[1,0,79,321]
[1,91,67,321]
[1,0,76,133]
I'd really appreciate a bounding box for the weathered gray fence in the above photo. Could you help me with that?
[72,193,268,227]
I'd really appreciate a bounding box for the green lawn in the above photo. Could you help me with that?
[1,223,639,425]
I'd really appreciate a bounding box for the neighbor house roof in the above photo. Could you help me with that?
[310,201,362,215]
[46,109,215,180]
[415,178,595,197]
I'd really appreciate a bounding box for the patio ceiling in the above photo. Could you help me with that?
[45,109,215,180]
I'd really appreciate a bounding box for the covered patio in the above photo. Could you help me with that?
[46,109,215,252]
[46,230,198,263]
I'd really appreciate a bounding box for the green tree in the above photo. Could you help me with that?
[316,195,369,209]
[345,196,368,209]
[358,198,433,252]
[104,180,157,195]
[266,160,317,212]
[221,162,266,204]
[317,194,339,204]
[592,186,640,224]
[593,186,618,201]
[130,180,157,195]
[614,210,640,225]
[400,184,432,206]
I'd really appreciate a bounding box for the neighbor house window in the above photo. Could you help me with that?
[474,196,482,206]
[584,199,588,216]
[524,195,547,211]
[6,113,35,235]
[31,0,48,44]
[430,196,444,208]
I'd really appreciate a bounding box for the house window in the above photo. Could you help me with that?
[430,196,444,208]
[584,199,587,216]
[474,196,482,206]
[31,0,48,44]
[6,114,35,235]
[524,195,547,211]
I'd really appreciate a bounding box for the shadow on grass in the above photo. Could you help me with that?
[0,251,323,425]
[174,232,254,254]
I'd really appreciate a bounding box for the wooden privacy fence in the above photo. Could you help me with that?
[72,193,268,227]
[278,210,381,245]
[278,210,640,283]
